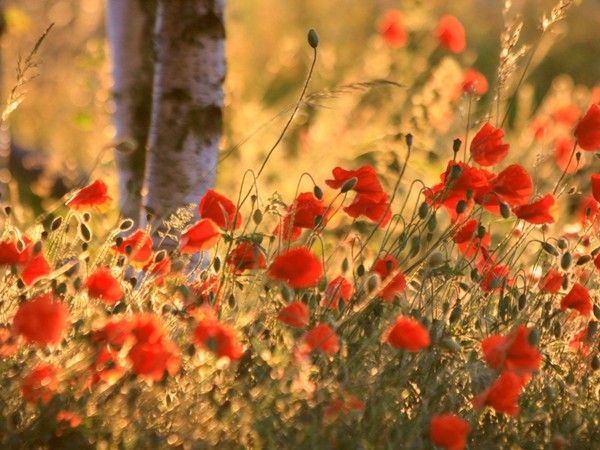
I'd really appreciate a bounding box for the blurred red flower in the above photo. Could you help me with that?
[179,219,221,253]
[343,191,392,228]
[322,275,354,310]
[384,316,430,352]
[453,219,489,258]
[574,104,600,151]
[561,283,592,317]
[20,253,51,286]
[128,338,180,382]
[552,104,581,126]
[591,174,600,203]
[131,314,165,345]
[85,267,124,305]
[20,363,59,405]
[198,189,242,230]
[0,327,18,358]
[323,396,365,425]
[66,179,112,213]
[187,276,222,312]
[461,69,488,95]
[302,323,339,354]
[268,247,323,289]
[470,122,510,167]
[227,241,266,273]
[472,371,525,416]
[326,165,385,196]
[92,318,133,349]
[89,346,126,386]
[111,229,153,266]
[56,410,82,429]
[555,138,580,174]
[482,326,542,374]
[192,309,244,361]
[0,237,30,266]
[430,414,471,450]
[13,294,68,346]
[569,325,592,357]
[539,268,563,293]
[435,15,466,53]
[378,10,408,48]
[371,255,407,302]
[277,301,310,328]
[512,193,557,225]
[479,263,512,293]
[287,192,329,229]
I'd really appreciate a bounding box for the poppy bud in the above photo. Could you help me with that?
[560,252,572,271]
[51,216,63,231]
[592,355,600,371]
[449,306,462,323]
[541,242,560,256]
[313,185,323,200]
[4,206,11,216]
[577,255,592,266]
[527,327,540,346]
[594,304,600,320]
[307,29,319,49]
[341,257,349,273]
[449,164,462,180]
[476,225,486,239]
[405,133,413,147]
[120,219,134,231]
[557,238,568,250]
[455,200,467,214]
[154,250,166,263]
[587,321,598,340]
[428,251,445,268]
[518,294,527,310]
[228,293,236,308]
[452,138,462,153]
[418,202,429,219]
[213,256,221,272]
[500,202,511,219]
[340,177,358,193]
[252,209,263,225]
[281,285,293,302]
[79,223,91,242]
[82,212,91,222]
[409,237,420,258]
[552,321,561,338]
[356,264,365,277]
[32,241,43,256]
[366,274,380,293]
[427,214,437,232]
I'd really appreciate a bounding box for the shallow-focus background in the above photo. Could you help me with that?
[2,0,599,199]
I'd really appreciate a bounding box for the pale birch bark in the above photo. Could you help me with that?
[143,0,225,246]
[106,0,156,222]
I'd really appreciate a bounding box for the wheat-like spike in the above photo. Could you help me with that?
[542,0,574,32]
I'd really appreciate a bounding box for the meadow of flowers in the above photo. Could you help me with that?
[2,1,600,448]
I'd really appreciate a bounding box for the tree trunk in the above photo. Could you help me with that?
[106,0,156,223]
[143,0,225,247]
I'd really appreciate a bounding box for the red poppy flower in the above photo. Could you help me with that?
[579,195,600,227]
[128,338,180,381]
[453,219,489,258]
[461,69,488,95]
[66,179,112,213]
[378,10,408,48]
[552,104,581,126]
[561,283,592,316]
[428,161,492,214]
[555,138,580,174]
[111,229,153,266]
[0,237,31,266]
[512,193,557,225]
[430,414,471,450]
[13,294,68,346]
[539,268,563,294]
[85,267,124,305]
[302,323,340,354]
[130,314,165,345]
[0,327,18,358]
[227,242,267,273]
[343,191,392,228]
[92,318,133,349]
[268,247,323,289]
[179,219,221,253]
[384,316,430,352]
[277,302,310,328]
[326,165,385,196]
[322,275,354,310]
[479,263,511,293]
[287,192,328,229]
[472,371,525,416]
[143,253,173,286]
[574,104,600,151]
[489,165,533,207]
[56,410,82,429]
[198,189,242,230]
[20,253,51,286]
[435,15,466,53]
[569,326,592,357]
[371,255,407,302]
[187,276,222,311]
[192,310,244,361]
[591,174,600,203]
[323,396,365,425]
[90,346,126,385]
[20,363,59,405]
[482,326,541,374]
[470,122,510,167]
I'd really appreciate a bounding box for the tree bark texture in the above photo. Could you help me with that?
[106,0,156,223]
[143,0,225,242]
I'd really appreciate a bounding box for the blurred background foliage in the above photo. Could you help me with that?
[1,0,599,199]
